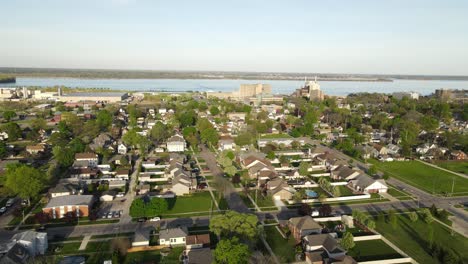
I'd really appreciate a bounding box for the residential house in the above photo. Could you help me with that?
[69,168,98,179]
[451,150,467,160]
[117,143,128,155]
[42,195,94,219]
[10,230,48,256]
[0,131,8,141]
[25,144,46,155]
[257,137,304,148]
[185,234,210,249]
[331,165,360,181]
[288,216,322,242]
[302,233,346,260]
[89,133,113,151]
[349,174,388,193]
[159,227,188,246]
[137,184,150,195]
[218,136,235,151]
[386,144,400,156]
[166,133,186,152]
[373,144,388,156]
[49,183,79,198]
[100,191,116,202]
[115,169,130,180]
[132,228,150,247]
[74,153,98,167]
[171,174,195,196]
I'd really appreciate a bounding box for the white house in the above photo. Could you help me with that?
[0,131,8,141]
[166,133,186,152]
[74,153,99,167]
[159,228,188,246]
[100,191,116,202]
[218,136,235,151]
[117,143,128,155]
[349,174,388,193]
[11,230,48,256]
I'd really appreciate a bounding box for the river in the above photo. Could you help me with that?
[0,77,467,96]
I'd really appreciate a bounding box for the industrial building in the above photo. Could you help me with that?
[59,92,129,103]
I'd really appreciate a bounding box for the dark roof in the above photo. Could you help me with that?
[289,216,322,231]
[44,195,94,208]
[186,248,213,264]
[75,153,97,159]
[186,234,210,246]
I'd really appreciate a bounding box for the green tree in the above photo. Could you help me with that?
[53,146,75,167]
[96,109,113,130]
[214,237,250,264]
[4,164,46,205]
[235,132,253,146]
[178,110,197,128]
[340,232,355,250]
[31,118,47,131]
[409,211,418,222]
[209,211,259,240]
[150,122,168,143]
[200,128,219,146]
[210,106,220,116]
[2,110,16,122]
[129,198,168,218]
[332,186,341,197]
[1,122,22,141]
[298,161,309,176]
[0,141,7,158]
[224,165,237,177]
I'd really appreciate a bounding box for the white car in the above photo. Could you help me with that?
[311,210,319,217]
[149,217,161,222]
[0,207,6,213]
[116,192,125,198]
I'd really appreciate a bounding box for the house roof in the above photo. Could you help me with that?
[289,216,321,231]
[44,195,93,208]
[159,227,188,240]
[185,234,210,245]
[26,145,45,150]
[75,153,97,160]
[350,174,387,189]
[116,169,129,175]
[186,248,213,264]
[167,134,185,143]
[50,183,79,194]
[303,233,344,254]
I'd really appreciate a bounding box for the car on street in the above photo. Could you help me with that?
[106,212,113,218]
[149,217,161,222]
[0,207,6,214]
[116,192,125,198]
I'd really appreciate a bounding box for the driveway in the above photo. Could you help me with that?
[198,145,250,213]
[119,157,141,224]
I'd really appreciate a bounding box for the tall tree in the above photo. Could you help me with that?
[340,232,355,250]
[210,211,259,240]
[150,122,168,143]
[214,237,250,264]
[4,164,46,205]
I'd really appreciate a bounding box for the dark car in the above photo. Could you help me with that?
[137,218,147,222]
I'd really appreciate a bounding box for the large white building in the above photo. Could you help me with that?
[166,133,186,152]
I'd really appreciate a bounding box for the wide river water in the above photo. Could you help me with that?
[1,77,467,96]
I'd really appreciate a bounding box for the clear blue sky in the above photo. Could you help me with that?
[1,0,468,75]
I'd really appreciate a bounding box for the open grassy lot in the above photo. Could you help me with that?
[373,211,468,263]
[434,160,468,175]
[248,190,275,208]
[348,240,401,262]
[387,185,413,200]
[264,226,297,263]
[370,160,468,196]
[163,191,214,215]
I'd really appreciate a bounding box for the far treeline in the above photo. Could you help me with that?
[1,67,468,81]
[0,75,16,83]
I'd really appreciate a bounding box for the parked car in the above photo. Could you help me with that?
[149,217,161,222]
[112,211,119,218]
[106,212,113,219]
[5,198,15,207]
[311,210,319,217]
[116,192,125,198]
[137,218,147,222]
[0,207,6,214]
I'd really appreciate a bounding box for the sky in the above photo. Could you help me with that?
[1,0,468,75]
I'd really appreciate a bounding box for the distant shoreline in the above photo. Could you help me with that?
[1,67,468,81]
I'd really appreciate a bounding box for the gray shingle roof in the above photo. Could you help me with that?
[44,195,94,208]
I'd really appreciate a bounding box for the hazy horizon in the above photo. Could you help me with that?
[1,0,468,75]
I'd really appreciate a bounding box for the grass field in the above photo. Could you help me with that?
[387,185,413,200]
[164,192,214,215]
[373,211,468,263]
[123,247,184,264]
[264,226,297,263]
[348,240,402,262]
[435,160,468,175]
[370,160,468,196]
[336,185,354,196]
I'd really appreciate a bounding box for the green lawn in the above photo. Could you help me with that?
[387,185,413,200]
[373,211,468,263]
[248,190,275,208]
[370,160,468,196]
[164,191,214,215]
[123,247,184,264]
[264,226,297,263]
[348,240,402,262]
[435,160,468,175]
[336,185,354,196]
[260,133,292,139]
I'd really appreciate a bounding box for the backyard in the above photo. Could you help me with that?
[348,240,402,262]
[163,191,214,216]
[373,211,468,263]
[370,160,468,196]
[264,226,297,263]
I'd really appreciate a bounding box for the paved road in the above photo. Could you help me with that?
[198,145,250,213]
[120,157,141,224]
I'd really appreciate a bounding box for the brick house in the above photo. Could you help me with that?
[288,216,322,242]
[42,195,94,219]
